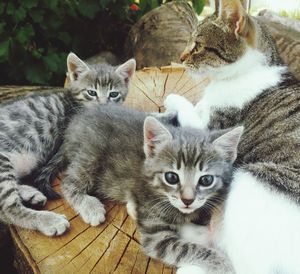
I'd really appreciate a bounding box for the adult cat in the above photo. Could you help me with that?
[165,0,300,273]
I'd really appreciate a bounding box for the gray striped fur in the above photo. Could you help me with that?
[0,54,135,236]
[60,105,242,271]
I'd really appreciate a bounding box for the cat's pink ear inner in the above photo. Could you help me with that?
[219,0,250,38]
[143,117,172,158]
[115,59,136,86]
[212,126,244,163]
[67,53,90,82]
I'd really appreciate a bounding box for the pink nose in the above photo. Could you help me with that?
[181,198,194,206]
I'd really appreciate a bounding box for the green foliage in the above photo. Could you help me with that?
[137,0,206,17]
[0,0,204,85]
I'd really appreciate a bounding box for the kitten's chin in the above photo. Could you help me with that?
[177,207,197,214]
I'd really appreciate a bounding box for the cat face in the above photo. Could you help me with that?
[181,0,255,72]
[143,117,243,214]
[66,53,136,104]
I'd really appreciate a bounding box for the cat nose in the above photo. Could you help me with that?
[180,43,195,62]
[180,50,190,63]
[181,198,195,206]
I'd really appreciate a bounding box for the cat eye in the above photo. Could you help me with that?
[87,90,97,97]
[198,175,214,187]
[164,172,179,185]
[109,91,120,98]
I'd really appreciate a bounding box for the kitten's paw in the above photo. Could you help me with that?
[19,185,47,208]
[77,196,106,226]
[177,265,206,274]
[36,212,70,236]
[164,94,194,112]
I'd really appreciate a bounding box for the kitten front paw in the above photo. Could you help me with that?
[177,265,206,274]
[77,196,106,226]
[36,212,70,236]
[164,94,194,112]
[19,185,47,208]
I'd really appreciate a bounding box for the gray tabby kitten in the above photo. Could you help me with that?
[165,0,300,273]
[61,104,243,272]
[0,53,135,236]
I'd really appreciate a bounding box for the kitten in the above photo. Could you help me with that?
[0,53,135,236]
[165,0,300,273]
[61,104,243,272]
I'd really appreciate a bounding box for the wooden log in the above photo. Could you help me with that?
[5,65,207,274]
[125,2,198,69]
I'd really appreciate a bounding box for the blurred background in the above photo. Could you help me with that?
[0,0,299,86]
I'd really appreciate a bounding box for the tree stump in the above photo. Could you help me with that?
[125,2,198,69]
[4,65,207,274]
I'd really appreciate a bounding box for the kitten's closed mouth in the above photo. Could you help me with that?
[178,207,197,214]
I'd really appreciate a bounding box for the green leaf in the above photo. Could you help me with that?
[139,0,148,12]
[16,25,35,45]
[150,0,159,9]
[31,50,42,59]
[0,3,5,14]
[26,65,49,84]
[6,2,15,16]
[58,32,71,44]
[30,10,44,23]
[22,0,38,9]
[43,53,61,72]
[192,0,205,14]
[0,40,10,60]
[99,0,110,9]
[15,7,27,22]
[0,23,6,34]
[47,0,59,10]
[78,2,101,19]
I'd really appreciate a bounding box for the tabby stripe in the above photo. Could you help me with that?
[0,155,9,162]
[0,174,16,181]
[197,249,212,260]
[175,243,190,263]
[204,47,234,63]
[141,225,177,235]
[156,236,178,258]
[0,188,15,200]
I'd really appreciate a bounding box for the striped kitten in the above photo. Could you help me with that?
[0,53,135,236]
[165,0,300,273]
[60,105,243,272]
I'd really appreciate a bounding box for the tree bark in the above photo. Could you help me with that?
[125,1,198,69]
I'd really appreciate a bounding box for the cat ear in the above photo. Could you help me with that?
[67,53,90,82]
[212,126,244,163]
[143,117,172,158]
[219,0,251,38]
[115,59,136,86]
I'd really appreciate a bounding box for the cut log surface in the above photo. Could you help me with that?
[125,65,208,112]
[4,65,207,274]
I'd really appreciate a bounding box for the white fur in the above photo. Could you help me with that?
[215,170,300,274]
[75,195,106,226]
[165,48,286,130]
[177,265,206,274]
[10,151,38,177]
[126,200,137,220]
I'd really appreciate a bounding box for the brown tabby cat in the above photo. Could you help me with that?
[165,0,300,273]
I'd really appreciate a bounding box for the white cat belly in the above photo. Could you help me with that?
[219,170,300,274]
